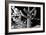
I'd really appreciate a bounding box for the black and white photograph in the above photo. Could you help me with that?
[7,2,45,33]
[11,6,40,29]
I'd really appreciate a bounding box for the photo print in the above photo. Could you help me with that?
[11,6,40,29]
[8,2,44,33]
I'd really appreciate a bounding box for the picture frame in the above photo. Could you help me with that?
[5,1,45,35]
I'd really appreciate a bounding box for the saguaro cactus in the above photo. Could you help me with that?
[23,7,37,28]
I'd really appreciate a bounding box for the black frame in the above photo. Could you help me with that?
[5,1,45,35]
